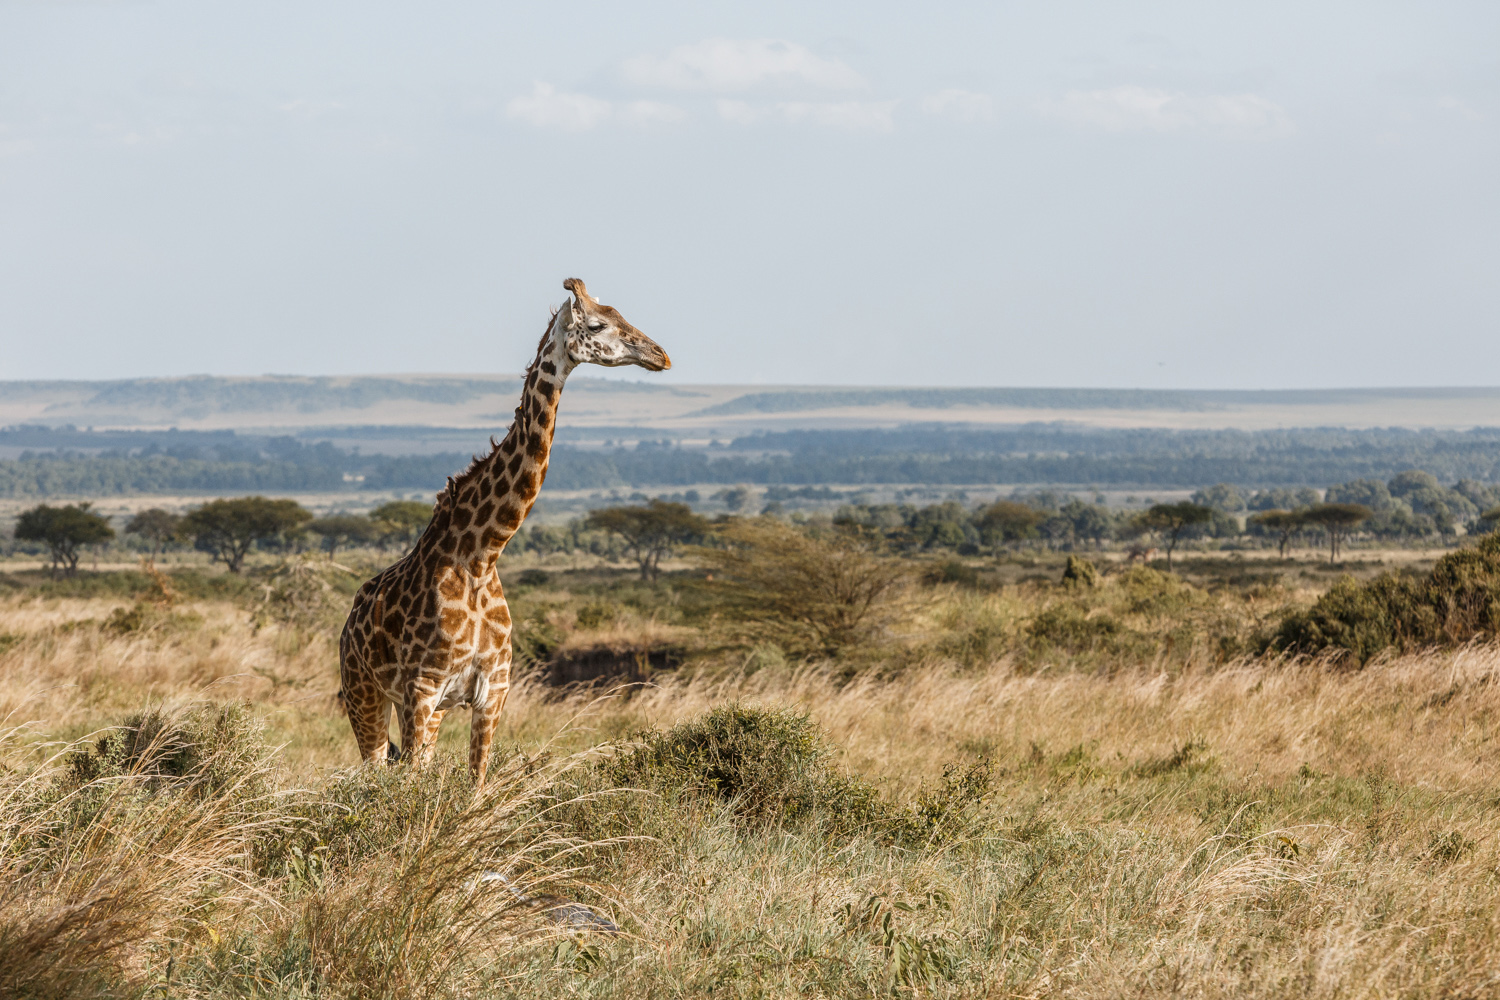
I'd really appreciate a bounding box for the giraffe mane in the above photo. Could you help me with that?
[447,310,559,496]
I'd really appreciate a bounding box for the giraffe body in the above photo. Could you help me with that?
[337,279,669,787]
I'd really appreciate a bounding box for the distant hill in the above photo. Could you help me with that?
[4,376,1500,436]
[688,387,1216,416]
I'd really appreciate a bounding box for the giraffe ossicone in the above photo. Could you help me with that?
[337,279,670,787]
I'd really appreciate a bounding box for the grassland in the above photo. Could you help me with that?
[2,547,1498,998]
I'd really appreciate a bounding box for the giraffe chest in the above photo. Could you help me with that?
[431,567,510,653]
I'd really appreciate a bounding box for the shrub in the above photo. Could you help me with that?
[1061,555,1098,588]
[102,602,203,636]
[68,704,269,797]
[250,556,355,635]
[923,558,980,588]
[886,758,994,846]
[603,705,881,834]
[699,518,910,659]
[1118,565,1197,618]
[1269,533,1500,664]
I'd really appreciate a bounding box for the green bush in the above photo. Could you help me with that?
[1269,533,1500,664]
[935,618,1008,668]
[67,704,268,797]
[259,753,479,879]
[603,706,881,834]
[1024,604,1147,660]
[885,758,994,846]
[1118,565,1197,618]
[923,558,981,588]
[103,602,204,636]
[1061,555,1099,589]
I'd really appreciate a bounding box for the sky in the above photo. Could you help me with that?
[1,1,1497,389]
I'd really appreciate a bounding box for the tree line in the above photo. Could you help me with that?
[9,498,433,576]
[3,424,1500,495]
[13,471,1500,581]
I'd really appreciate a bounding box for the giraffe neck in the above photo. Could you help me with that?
[440,313,574,576]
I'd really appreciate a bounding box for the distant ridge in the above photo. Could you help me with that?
[2,376,1499,435]
[690,388,1217,416]
[689,385,1500,418]
[33,375,513,416]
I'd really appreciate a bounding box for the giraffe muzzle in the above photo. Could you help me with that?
[632,338,671,372]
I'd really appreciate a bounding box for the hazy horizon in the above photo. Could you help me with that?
[3,2,1497,389]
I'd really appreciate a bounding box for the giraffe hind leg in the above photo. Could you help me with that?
[347,689,393,766]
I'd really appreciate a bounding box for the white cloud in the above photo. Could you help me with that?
[921,89,994,124]
[1042,86,1293,139]
[505,82,612,131]
[624,38,864,93]
[716,99,896,133]
[620,100,688,126]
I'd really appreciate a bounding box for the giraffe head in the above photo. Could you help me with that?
[559,278,671,372]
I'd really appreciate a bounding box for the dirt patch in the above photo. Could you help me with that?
[537,641,684,693]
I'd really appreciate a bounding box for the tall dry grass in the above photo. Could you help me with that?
[4,578,1500,997]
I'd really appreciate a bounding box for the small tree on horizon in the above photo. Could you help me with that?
[181,497,312,573]
[585,499,709,581]
[1302,503,1372,564]
[1134,502,1214,572]
[307,513,380,559]
[1247,509,1305,559]
[1478,506,1500,535]
[125,508,183,562]
[14,503,116,577]
[976,501,1046,555]
[368,499,433,552]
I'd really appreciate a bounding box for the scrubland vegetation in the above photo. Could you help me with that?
[4,510,1500,999]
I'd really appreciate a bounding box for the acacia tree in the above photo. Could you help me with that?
[181,497,312,573]
[699,517,909,658]
[585,499,708,581]
[1247,509,1305,559]
[14,503,115,577]
[1303,503,1372,564]
[975,501,1045,555]
[307,513,380,558]
[368,500,432,551]
[125,508,183,562]
[1134,502,1213,572]
[1475,506,1500,536]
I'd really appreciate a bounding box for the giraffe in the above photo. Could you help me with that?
[337,278,670,787]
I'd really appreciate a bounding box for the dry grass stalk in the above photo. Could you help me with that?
[0,714,287,998]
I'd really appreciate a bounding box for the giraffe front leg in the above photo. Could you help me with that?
[469,662,512,789]
[419,709,446,765]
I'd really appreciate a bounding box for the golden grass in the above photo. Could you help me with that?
[3,583,1500,997]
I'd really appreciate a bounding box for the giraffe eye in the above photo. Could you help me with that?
[587,322,603,332]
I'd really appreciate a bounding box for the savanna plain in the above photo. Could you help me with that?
[3,527,1499,999]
